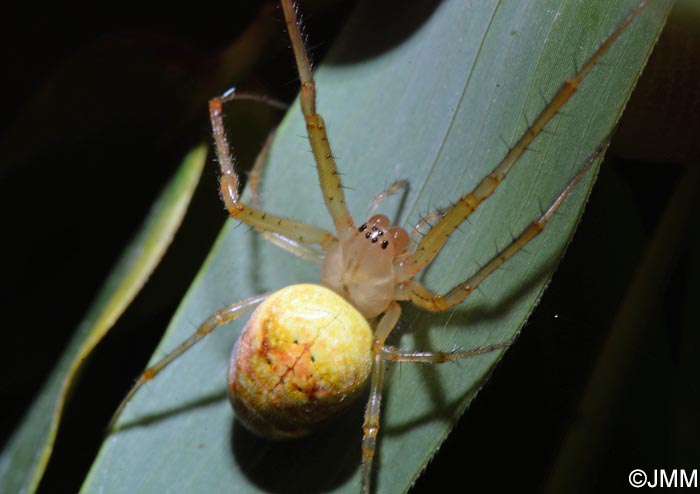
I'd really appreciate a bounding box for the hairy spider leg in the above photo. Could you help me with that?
[410,207,448,248]
[248,130,277,209]
[108,1,657,493]
[212,90,325,263]
[248,128,325,263]
[396,0,652,281]
[112,65,345,432]
[217,90,290,112]
[278,1,652,492]
[366,180,410,218]
[203,88,288,210]
[404,136,610,312]
[210,90,336,248]
[109,294,268,431]
[280,0,355,235]
[380,339,515,363]
[360,302,401,494]
[357,132,609,493]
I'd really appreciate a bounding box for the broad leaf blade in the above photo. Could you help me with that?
[83,1,670,493]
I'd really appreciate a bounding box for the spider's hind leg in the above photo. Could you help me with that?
[108,293,268,431]
[381,339,515,364]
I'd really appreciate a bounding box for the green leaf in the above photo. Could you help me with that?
[0,146,207,494]
[82,1,671,493]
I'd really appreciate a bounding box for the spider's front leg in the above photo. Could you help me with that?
[206,89,326,262]
[397,0,651,281]
[280,0,355,235]
[364,137,609,492]
[246,128,325,263]
[404,135,610,313]
[209,92,336,249]
[365,180,410,218]
[409,207,447,250]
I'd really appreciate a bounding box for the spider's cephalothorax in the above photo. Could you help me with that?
[322,214,409,319]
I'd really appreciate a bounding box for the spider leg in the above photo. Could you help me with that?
[361,302,402,494]
[210,92,335,248]
[410,208,447,249]
[365,179,409,218]
[215,88,288,209]
[363,130,601,490]
[397,0,651,279]
[361,306,513,494]
[249,130,325,263]
[280,0,355,235]
[381,340,513,363]
[256,231,324,263]
[248,130,275,209]
[403,135,610,312]
[109,293,268,431]
[217,90,289,112]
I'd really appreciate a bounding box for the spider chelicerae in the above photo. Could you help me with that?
[106,1,667,493]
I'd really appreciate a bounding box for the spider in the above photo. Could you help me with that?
[105,1,666,492]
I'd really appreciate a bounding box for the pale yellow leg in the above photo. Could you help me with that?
[360,302,401,494]
[209,95,335,248]
[280,0,355,235]
[398,0,651,279]
[247,129,324,263]
[409,208,446,249]
[365,180,409,218]
[381,340,513,363]
[109,293,268,431]
[403,135,609,312]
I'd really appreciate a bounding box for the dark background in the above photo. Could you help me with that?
[0,1,697,493]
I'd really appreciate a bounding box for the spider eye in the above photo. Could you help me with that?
[371,237,378,243]
[381,240,389,249]
[359,224,367,232]
[365,232,371,239]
